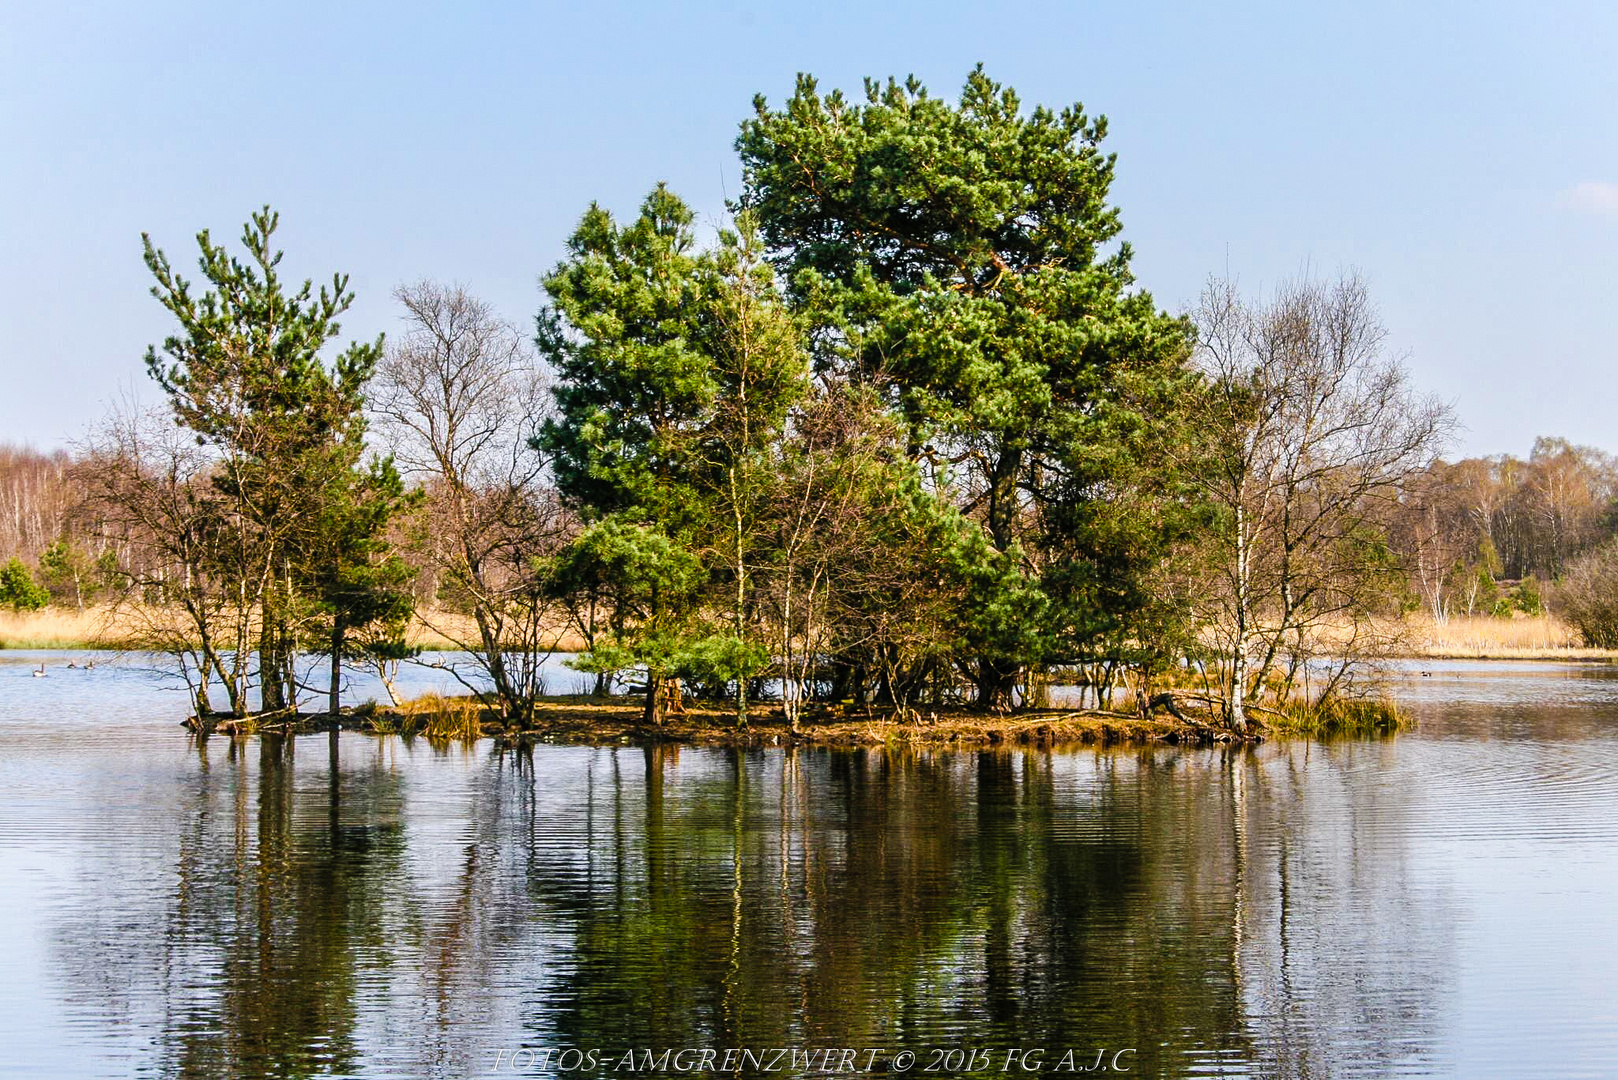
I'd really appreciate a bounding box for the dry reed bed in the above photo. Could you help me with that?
[0,605,589,653]
[399,612,589,654]
[0,607,118,649]
[1400,615,1617,660]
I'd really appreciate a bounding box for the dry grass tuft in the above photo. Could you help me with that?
[1266,697,1411,738]
[388,691,488,739]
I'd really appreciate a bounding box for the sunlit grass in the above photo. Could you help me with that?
[389,691,487,739]
[400,612,587,653]
[0,606,115,649]
[1405,614,1616,659]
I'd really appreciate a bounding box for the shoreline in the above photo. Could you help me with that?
[1392,649,1618,662]
[189,698,1235,749]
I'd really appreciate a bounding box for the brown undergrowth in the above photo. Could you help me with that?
[489,700,1209,749]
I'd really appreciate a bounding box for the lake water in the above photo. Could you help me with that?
[1,653,1615,1078]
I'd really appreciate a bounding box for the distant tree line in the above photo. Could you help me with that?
[1387,438,1618,632]
[0,446,121,611]
[13,68,1617,724]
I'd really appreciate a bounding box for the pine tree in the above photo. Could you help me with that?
[536,186,718,724]
[0,557,49,611]
[38,540,97,609]
[304,456,418,718]
[142,207,389,716]
[697,214,808,725]
[538,190,808,725]
[738,67,1195,707]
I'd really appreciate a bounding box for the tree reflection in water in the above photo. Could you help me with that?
[46,736,1452,1077]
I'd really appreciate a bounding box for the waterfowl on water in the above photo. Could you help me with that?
[66,661,76,669]
[85,660,95,670]
[33,664,46,677]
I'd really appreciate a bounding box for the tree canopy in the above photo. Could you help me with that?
[738,65,1197,704]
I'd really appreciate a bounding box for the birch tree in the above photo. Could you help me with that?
[1191,273,1453,730]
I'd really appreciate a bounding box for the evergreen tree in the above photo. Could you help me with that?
[0,557,49,611]
[536,186,719,723]
[143,207,389,715]
[304,456,418,717]
[738,67,1195,706]
[38,540,98,609]
[696,215,808,724]
[538,190,809,725]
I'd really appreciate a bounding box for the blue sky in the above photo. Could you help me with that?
[3,1,1614,457]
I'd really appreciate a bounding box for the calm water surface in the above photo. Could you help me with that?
[1,653,1615,1078]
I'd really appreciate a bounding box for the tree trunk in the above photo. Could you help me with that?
[780,574,798,731]
[978,444,1024,712]
[977,659,1019,711]
[642,672,665,726]
[260,618,285,714]
[732,464,749,729]
[328,623,344,718]
[1230,500,1249,734]
[473,607,519,721]
[194,663,214,719]
[379,665,402,708]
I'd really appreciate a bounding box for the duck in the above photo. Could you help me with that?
[85,660,95,670]
[66,661,77,670]
[32,663,46,678]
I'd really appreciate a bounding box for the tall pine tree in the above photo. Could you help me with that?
[538,189,809,725]
[738,67,1196,706]
[536,186,720,724]
[143,207,402,717]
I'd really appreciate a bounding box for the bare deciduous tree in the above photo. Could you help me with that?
[0,446,76,565]
[371,281,569,724]
[1191,273,1455,730]
[78,404,258,717]
[1555,538,1618,647]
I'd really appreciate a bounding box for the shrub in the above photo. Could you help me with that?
[0,558,49,611]
[1515,576,1545,616]
[1557,541,1618,647]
